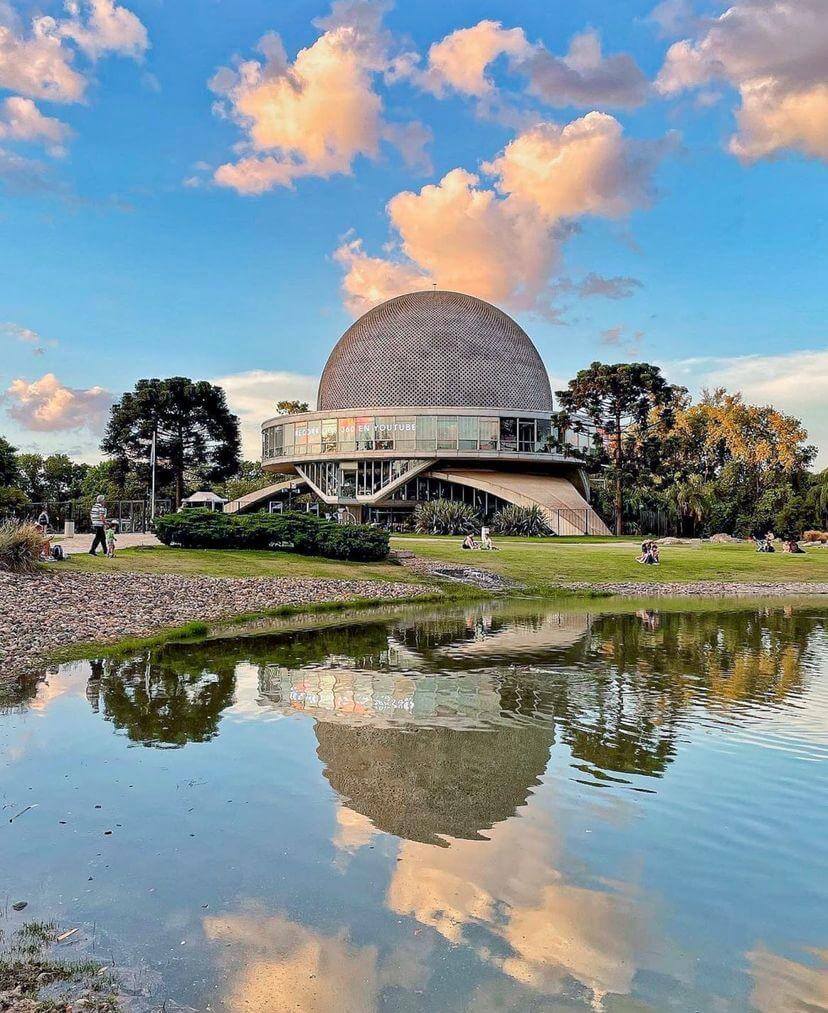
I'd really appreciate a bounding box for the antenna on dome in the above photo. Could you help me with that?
[432,281,437,290]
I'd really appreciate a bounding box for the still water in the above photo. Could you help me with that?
[2,600,827,1011]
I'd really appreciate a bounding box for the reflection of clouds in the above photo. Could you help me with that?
[748,946,828,1012]
[333,805,379,854]
[203,907,433,1010]
[387,805,648,1007]
[224,662,286,723]
[203,909,379,1012]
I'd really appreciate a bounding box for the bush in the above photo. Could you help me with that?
[0,521,43,573]
[491,503,553,537]
[153,508,389,562]
[803,530,828,543]
[413,499,479,535]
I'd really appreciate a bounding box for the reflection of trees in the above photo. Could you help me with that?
[89,647,237,747]
[315,722,553,845]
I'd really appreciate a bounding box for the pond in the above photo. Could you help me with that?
[1,599,827,1011]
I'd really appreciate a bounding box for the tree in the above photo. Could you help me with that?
[276,400,309,415]
[556,362,686,535]
[0,436,20,488]
[15,453,44,501]
[101,377,241,506]
[216,460,273,502]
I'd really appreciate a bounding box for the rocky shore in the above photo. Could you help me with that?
[558,580,828,597]
[0,569,432,683]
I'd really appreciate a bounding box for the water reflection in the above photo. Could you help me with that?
[4,599,826,1011]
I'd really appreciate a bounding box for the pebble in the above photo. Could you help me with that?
[0,568,432,683]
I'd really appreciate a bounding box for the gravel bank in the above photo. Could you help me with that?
[557,580,828,597]
[0,568,432,682]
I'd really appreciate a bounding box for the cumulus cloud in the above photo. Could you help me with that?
[4,372,112,432]
[0,12,87,102]
[59,0,148,60]
[656,0,828,161]
[211,369,318,457]
[0,96,72,154]
[519,29,650,109]
[335,113,670,317]
[402,20,648,110]
[210,0,428,194]
[665,348,828,465]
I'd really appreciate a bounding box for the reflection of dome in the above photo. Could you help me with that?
[317,290,553,412]
[315,722,553,845]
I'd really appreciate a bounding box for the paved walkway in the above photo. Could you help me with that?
[55,531,161,554]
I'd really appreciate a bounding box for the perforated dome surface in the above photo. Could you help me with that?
[317,291,552,412]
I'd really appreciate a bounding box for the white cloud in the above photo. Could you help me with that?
[0,96,72,154]
[4,372,112,432]
[0,11,87,102]
[59,0,148,61]
[336,113,671,318]
[656,0,828,161]
[1,320,57,354]
[211,369,318,458]
[209,0,427,194]
[401,20,648,110]
[665,348,828,465]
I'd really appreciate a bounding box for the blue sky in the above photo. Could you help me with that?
[1,0,827,461]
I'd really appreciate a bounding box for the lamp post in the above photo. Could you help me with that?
[150,428,157,520]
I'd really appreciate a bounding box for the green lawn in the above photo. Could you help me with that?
[64,538,828,597]
[67,545,426,584]
[391,535,828,592]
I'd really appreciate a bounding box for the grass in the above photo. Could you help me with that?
[67,544,425,583]
[63,537,828,601]
[391,534,828,593]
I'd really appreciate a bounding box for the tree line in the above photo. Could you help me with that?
[1,366,825,537]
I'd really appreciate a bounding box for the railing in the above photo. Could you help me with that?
[3,499,172,534]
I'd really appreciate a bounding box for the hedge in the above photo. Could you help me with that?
[153,509,389,562]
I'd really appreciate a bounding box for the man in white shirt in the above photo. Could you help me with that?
[89,495,107,555]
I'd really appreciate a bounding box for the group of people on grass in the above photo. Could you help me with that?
[461,527,498,551]
[753,531,804,554]
[32,495,117,561]
[637,540,661,565]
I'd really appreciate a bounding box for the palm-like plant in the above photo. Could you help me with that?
[413,499,479,535]
[0,521,43,573]
[668,474,712,534]
[491,504,553,536]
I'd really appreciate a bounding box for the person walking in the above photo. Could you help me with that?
[89,495,107,555]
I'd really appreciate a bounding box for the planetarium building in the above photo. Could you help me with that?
[251,290,609,535]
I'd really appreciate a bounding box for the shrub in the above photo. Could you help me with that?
[803,530,828,543]
[0,521,43,573]
[153,508,389,561]
[491,503,553,537]
[413,499,479,535]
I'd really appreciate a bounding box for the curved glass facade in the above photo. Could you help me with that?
[263,413,593,462]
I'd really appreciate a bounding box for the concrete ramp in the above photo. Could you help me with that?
[429,469,611,536]
[224,479,304,515]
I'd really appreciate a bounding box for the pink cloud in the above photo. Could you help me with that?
[4,373,112,432]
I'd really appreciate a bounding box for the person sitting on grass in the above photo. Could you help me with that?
[461,533,477,550]
[782,537,804,554]
[637,540,659,564]
[34,522,52,561]
[480,530,499,551]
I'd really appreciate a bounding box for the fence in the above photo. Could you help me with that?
[5,499,172,534]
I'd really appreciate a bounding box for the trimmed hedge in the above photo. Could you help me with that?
[153,509,389,562]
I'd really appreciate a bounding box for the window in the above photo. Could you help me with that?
[282,423,294,454]
[437,416,458,450]
[374,417,394,451]
[535,418,551,452]
[338,417,356,453]
[518,419,535,453]
[500,417,517,452]
[459,416,478,451]
[295,422,308,455]
[306,422,322,455]
[356,416,374,451]
[417,415,436,451]
[321,419,337,453]
[339,463,357,498]
[394,416,416,452]
[479,418,498,451]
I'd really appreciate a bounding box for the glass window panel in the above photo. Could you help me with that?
[356,416,374,451]
[535,418,551,452]
[394,416,416,451]
[479,418,498,451]
[306,421,321,455]
[437,416,458,450]
[295,422,308,455]
[374,416,394,451]
[338,417,356,452]
[282,423,294,454]
[458,416,478,450]
[339,463,356,498]
[321,419,337,452]
[417,415,437,451]
[500,417,517,452]
[518,419,535,453]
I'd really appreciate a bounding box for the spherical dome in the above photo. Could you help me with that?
[317,290,552,412]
